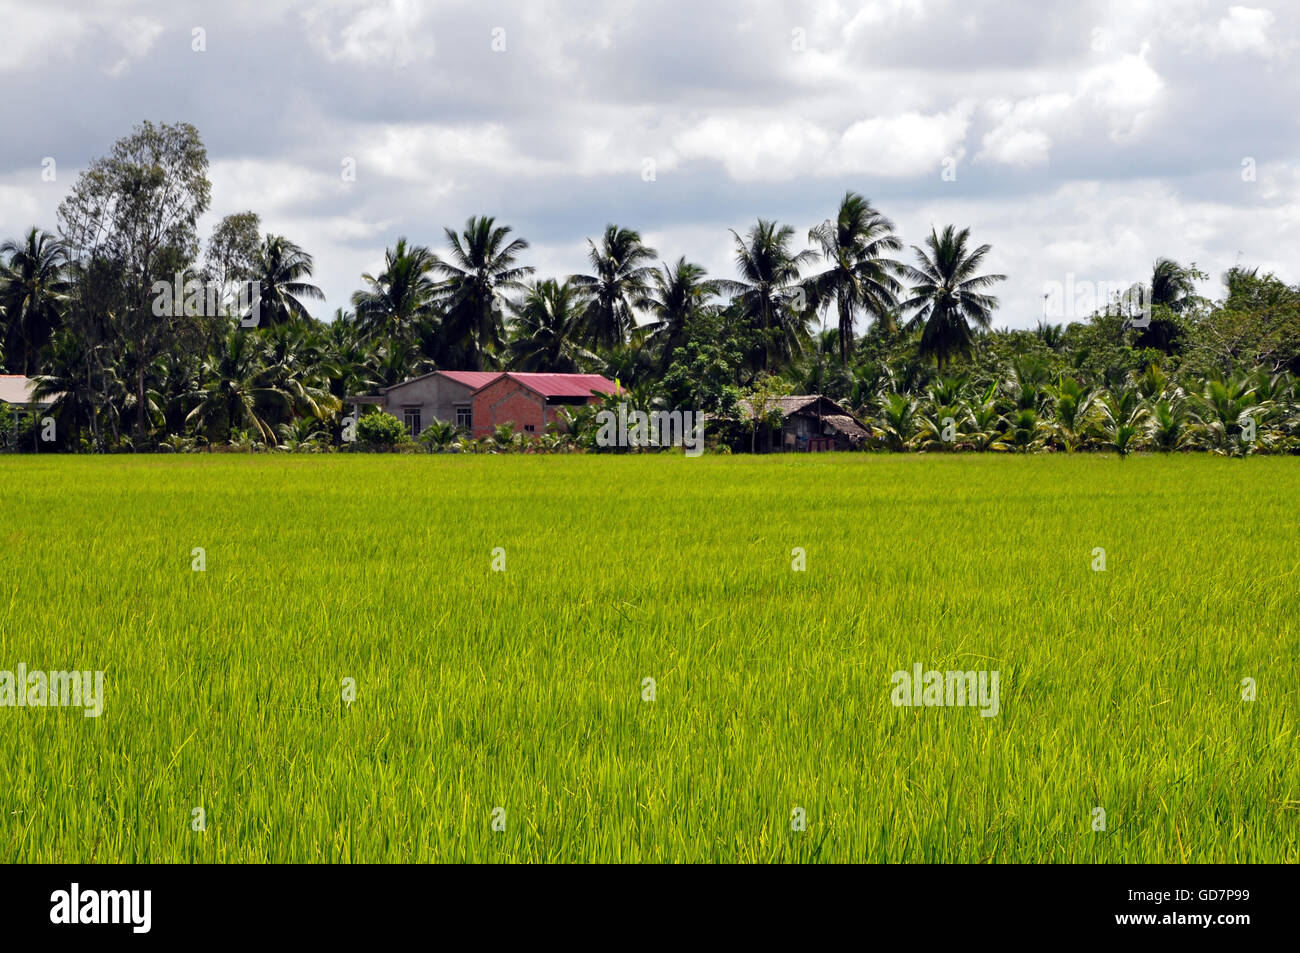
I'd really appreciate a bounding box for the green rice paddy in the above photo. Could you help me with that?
[1,454,1296,862]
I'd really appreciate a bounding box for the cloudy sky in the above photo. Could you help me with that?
[1,0,1297,329]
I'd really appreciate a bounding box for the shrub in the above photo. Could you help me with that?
[356,412,410,447]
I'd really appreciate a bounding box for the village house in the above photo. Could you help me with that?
[349,371,620,438]
[735,394,871,452]
[347,370,497,437]
[468,373,620,439]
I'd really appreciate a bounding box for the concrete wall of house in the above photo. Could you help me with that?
[471,379,548,438]
[381,375,477,433]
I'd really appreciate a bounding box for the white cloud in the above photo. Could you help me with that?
[831,107,973,176]
[1207,6,1283,57]
[672,116,832,181]
[302,0,430,67]
[977,94,1073,165]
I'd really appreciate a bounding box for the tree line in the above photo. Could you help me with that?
[3,120,1299,454]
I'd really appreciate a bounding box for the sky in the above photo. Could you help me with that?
[1,0,1297,330]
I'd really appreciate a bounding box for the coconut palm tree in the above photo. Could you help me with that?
[806,192,905,363]
[1197,375,1262,455]
[433,216,534,370]
[873,391,920,451]
[1147,392,1199,451]
[1149,258,1197,312]
[251,235,324,327]
[187,330,297,444]
[642,257,719,371]
[417,418,464,453]
[1046,376,1095,452]
[1097,383,1149,457]
[352,238,439,345]
[719,220,818,372]
[570,225,656,351]
[29,329,98,449]
[1005,407,1050,453]
[0,227,71,374]
[506,279,594,373]
[900,225,1005,371]
[1034,321,1066,351]
[963,385,1010,452]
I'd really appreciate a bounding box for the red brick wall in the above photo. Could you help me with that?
[471,378,547,438]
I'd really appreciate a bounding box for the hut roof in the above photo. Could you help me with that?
[731,394,870,442]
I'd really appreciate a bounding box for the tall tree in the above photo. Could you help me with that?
[901,225,1005,370]
[570,224,656,351]
[719,220,818,372]
[432,216,534,370]
[1149,257,1197,312]
[56,120,211,445]
[642,257,719,372]
[352,237,438,345]
[0,228,71,374]
[205,212,261,290]
[506,279,593,373]
[807,192,904,364]
[252,235,323,327]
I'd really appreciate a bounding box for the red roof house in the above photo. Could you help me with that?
[470,373,621,438]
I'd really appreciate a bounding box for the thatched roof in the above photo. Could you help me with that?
[821,413,870,441]
[731,394,870,442]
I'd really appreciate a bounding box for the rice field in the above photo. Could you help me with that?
[0,453,1296,863]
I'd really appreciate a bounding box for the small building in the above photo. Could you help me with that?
[347,370,498,437]
[735,394,870,452]
[470,373,620,439]
[347,371,620,439]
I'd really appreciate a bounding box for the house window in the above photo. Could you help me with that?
[402,407,422,436]
[524,424,535,433]
[455,406,472,430]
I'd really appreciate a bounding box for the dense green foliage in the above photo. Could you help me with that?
[4,123,1300,454]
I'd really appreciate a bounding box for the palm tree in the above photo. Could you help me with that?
[1147,393,1198,451]
[433,216,534,370]
[417,418,463,453]
[252,235,324,327]
[506,279,594,373]
[1097,383,1149,457]
[807,192,904,363]
[187,331,298,444]
[29,329,98,450]
[963,385,1009,452]
[642,257,719,371]
[1046,377,1095,452]
[570,225,656,351]
[1149,258,1196,312]
[873,392,920,451]
[719,220,818,371]
[1197,376,1261,455]
[900,225,1005,370]
[352,238,439,344]
[1034,321,1065,351]
[1005,407,1050,453]
[0,228,71,374]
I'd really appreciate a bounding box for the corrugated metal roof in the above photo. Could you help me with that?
[435,371,501,389]
[0,375,45,405]
[488,373,621,398]
[381,370,501,392]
